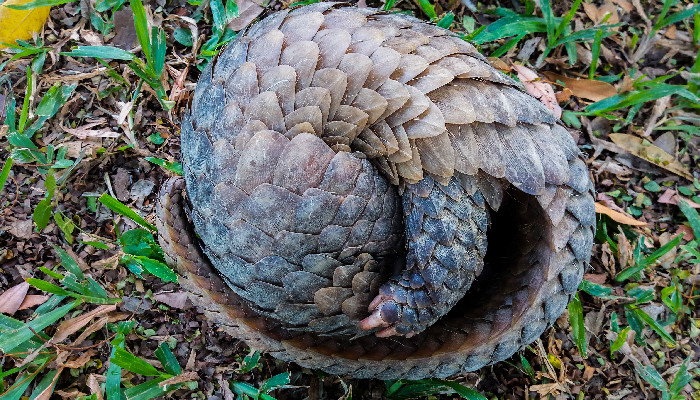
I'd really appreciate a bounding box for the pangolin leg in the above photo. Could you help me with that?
[360,175,489,337]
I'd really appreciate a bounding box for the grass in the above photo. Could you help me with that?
[0,0,699,398]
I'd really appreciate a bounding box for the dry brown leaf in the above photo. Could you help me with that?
[486,57,511,72]
[54,389,88,399]
[158,371,199,387]
[61,349,97,369]
[543,71,617,102]
[18,294,50,310]
[9,218,33,239]
[52,305,117,343]
[87,374,105,400]
[62,118,119,140]
[664,24,677,39]
[112,6,138,50]
[34,366,64,400]
[0,282,30,315]
[153,292,189,309]
[80,28,103,46]
[609,133,692,180]
[555,87,574,102]
[227,0,264,31]
[617,226,634,269]
[657,189,700,208]
[512,64,562,118]
[0,0,50,48]
[217,374,236,400]
[595,202,648,226]
[583,273,607,284]
[529,383,564,396]
[677,225,694,241]
[611,0,634,12]
[582,1,619,24]
[642,96,671,137]
[74,316,109,346]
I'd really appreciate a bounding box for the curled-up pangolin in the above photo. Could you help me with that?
[156,2,595,379]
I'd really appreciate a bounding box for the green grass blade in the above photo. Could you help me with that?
[0,157,13,195]
[155,343,182,376]
[539,0,556,45]
[589,29,604,79]
[631,307,677,345]
[439,381,487,400]
[5,0,76,9]
[98,193,156,231]
[437,12,454,29]
[587,84,698,114]
[18,66,32,134]
[122,377,170,400]
[472,16,547,43]
[0,301,76,353]
[415,0,437,20]
[145,157,183,175]
[61,46,135,60]
[490,32,526,57]
[615,235,682,281]
[382,0,396,10]
[568,293,587,357]
[130,0,151,63]
[554,0,582,41]
[111,347,164,377]
[678,199,700,239]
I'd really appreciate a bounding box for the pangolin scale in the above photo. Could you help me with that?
[156,2,595,379]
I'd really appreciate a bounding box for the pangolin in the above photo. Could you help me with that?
[156,2,595,379]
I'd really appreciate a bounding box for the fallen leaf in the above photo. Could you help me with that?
[657,189,700,208]
[677,225,694,241]
[154,292,189,309]
[158,371,199,387]
[61,349,97,368]
[664,24,677,39]
[0,0,51,48]
[0,281,30,315]
[228,0,264,31]
[512,64,562,118]
[33,366,64,400]
[583,273,607,284]
[529,382,564,396]
[609,133,692,180]
[611,0,634,12]
[555,87,574,102]
[9,218,33,239]
[112,6,138,50]
[595,202,647,226]
[18,294,50,310]
[54,389,88,399]
[87,374,105,400]
[582,1,619,24]
[642,96,672,137]
[543,72,617,102]
[52,305,117,343]
[74,316,109,346]
[80,28,103,46]
[487,57,511,72]
[217,374,236,400]
[62,118,119,140]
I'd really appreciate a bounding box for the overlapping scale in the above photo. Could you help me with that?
[160,2,596,380]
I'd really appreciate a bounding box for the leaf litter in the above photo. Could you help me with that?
[0,0,699,398]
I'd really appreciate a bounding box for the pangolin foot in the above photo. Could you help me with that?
[360,284,434,338]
